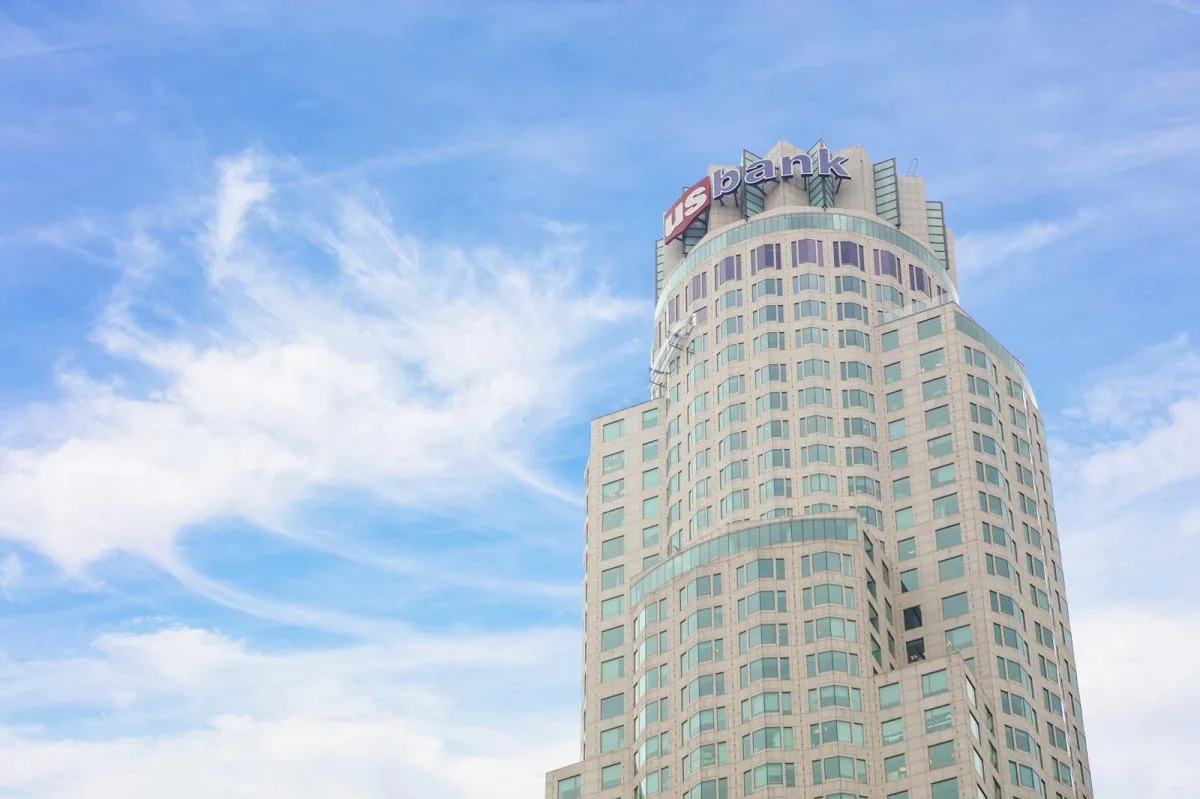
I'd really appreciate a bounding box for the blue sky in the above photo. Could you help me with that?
[0,0,1198,796]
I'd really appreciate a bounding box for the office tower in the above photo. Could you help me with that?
[546,140,1093,799]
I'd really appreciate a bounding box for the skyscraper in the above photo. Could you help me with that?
[546,140,1093,799]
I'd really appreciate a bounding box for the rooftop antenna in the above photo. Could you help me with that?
[907,158,919,176]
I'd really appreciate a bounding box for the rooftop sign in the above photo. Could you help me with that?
[663,145,851,242]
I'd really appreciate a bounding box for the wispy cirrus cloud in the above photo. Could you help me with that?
[0,150,641,605]
[954,210,1100,276]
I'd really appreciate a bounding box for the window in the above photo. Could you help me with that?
[844,445,876,467]
[601,537,624,560]
[930,463,956,488]
[888,418,907,441]
[642,408,660,429]
[926,705,953,733]
[878,683,901,709]
[745,762,797,793]
[740,656,791,688]
[681,673,727,707]
[742,726,795,758]
[759,449,791,470]
[946,625,972,652]
[601,763,622,790]
[796,299,827,320]
[600,726,624,753]
[557,775,581,799]
[602,452,625,474]
[920,348,946,374]
[806,649,860,676]
[810,684,861,712]
[838,329,871,351]
[796,326,829,349]
[600,693,625,719]
[801,551,851,577]
[741,622,788,653]
[931,777,959,799]
[602,420,625,442]
[843,417,876,439]
[802,583,853,609]
[885,753,907,782]
[741,691,791,722]
[836,301,869,322]
[928,741,956,769]
[932,493,959,518]
[928,433,953,458]
[643,468,660,489]
[601,479,625,501]
[936,523,962,549]
[925,404,951,429]
[683,707,729,743]
[882,718,904,745]
[601,626,624,651]
[793,238,822,267]
[923,376,948,401]
[809,719,864,746]
[739,589,787,618]
[601,565,624,589]
[805,616,857,643]
[600,656,624,681]
[882,330,899,351]
[811,756,865,785]
[643,440,659,461]
[892,476,912,499]
[884,362,902,383]
[601,596,624,619]
[601,508,625,530]
[886,390,904,412]
[942,592,969,618]
[939,556,965,581]
[891,446,909,468]
[903,605,923,630]
[922,669,949,696]
[918,316,943,339]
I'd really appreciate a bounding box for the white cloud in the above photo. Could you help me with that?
[0,554,20,597]
[0,151,642,587]
[1072,607,1200,796]
[0,624,580,799]
[1155,0,1200,18]
[1046,334,1200,796]
[0,15,83,60]
[1067,332,1200,432]
[954,210,1098,276]
[1051,333,1200,558]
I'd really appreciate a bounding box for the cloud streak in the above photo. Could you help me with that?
[954,210,1099,276]
[0,151,640,603]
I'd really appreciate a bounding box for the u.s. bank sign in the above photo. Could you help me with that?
[663,145,851,242]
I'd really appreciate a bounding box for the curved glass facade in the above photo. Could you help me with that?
[630,516,860,605]
[655,211,959,319]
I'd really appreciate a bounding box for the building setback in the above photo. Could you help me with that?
[546,140,1093,799]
